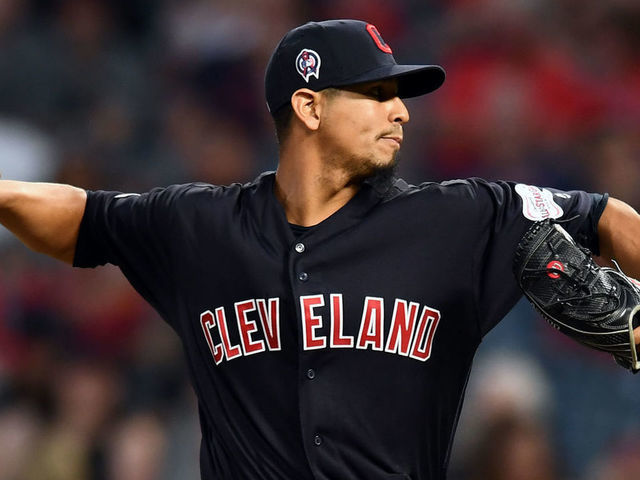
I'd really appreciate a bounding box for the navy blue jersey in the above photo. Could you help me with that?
[74,172,607,480]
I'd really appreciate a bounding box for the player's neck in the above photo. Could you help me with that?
[275,153,360,227]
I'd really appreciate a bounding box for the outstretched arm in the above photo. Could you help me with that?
[0,180,87,264]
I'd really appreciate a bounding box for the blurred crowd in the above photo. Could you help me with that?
[0,0,638,479]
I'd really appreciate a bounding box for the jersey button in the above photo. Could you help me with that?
[295,243,305,253]
[314,435,322,446]
[306,369,315,379]
[298,272,309,282]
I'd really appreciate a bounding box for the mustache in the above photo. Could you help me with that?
[377,128,403,139]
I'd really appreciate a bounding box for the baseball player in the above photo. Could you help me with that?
[1,19,640,480]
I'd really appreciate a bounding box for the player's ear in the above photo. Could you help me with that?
[290,88,322,131]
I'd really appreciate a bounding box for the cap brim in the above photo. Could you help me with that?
[333,64,446,98]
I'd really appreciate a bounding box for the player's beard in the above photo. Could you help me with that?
[363,156,399,194]
[322,133,400,191]
[342,151,399,194]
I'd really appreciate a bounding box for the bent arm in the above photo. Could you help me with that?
[0,180,87,264]
[598,197,640,278]
[596,197,640,345]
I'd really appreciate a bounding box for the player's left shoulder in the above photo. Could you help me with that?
[388,177,485,202]
[374,178,490,226]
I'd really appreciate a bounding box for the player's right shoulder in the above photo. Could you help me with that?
[169,182,236,200]
[160,172,274,213]
[154,179,249,205]
[88,173,272,222]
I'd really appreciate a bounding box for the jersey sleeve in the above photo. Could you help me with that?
[73,185,189,323]
[467,179,608,336]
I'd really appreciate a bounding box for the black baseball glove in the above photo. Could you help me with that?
[513,220,640,373]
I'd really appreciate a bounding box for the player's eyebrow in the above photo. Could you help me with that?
[341,80,399,100]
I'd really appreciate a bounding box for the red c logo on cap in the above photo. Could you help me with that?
[366,24,393,54]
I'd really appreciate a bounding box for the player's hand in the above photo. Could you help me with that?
[514,220,640,373]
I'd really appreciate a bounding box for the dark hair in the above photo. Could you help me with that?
[272,103,294,146]
[271,88,340,146]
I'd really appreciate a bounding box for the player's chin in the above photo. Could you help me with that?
[377,150,400,170]
[349,156,399,187]
[369,145,399,167]
[377,149,401,169]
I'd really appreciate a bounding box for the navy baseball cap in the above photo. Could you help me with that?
[265,19,446,114]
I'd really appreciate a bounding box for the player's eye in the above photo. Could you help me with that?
[368,87,383,100]
[367,84,397,101]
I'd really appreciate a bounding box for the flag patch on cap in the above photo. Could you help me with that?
[296,49,321,83]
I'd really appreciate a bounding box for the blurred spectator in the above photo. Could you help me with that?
[0,118,57,243]
[22,361,122,480]
[587,433,640,480]
[468,414,560,480]
[107,414,168,480]
[155,93,255,185]
[587,131,640,208]
[464,350,553,422]
[0,119,56,181]
[0,405,42,480]
[450,349,555,479]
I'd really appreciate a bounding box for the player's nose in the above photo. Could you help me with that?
[389,96,409,125]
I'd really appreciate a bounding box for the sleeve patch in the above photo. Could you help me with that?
[515,184,564,221]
